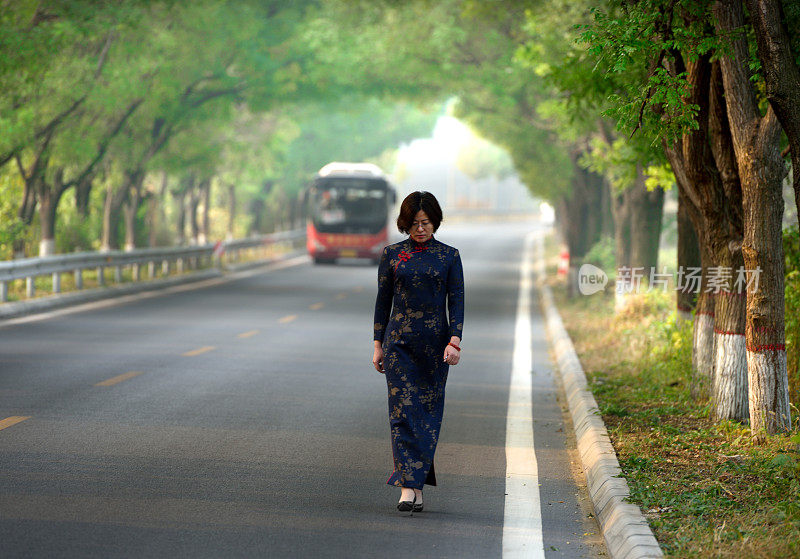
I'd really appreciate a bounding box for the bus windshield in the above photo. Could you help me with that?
[309,178,389,234]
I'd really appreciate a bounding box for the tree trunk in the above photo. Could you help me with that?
[37,167,69,256]
[189,186,200,245]
[227,183,236,240]
[175,189,188,246]
[711,263,748,421]
[122,171,145,251]
[714,0,790,440]
[146,192,156,248]
[558,153,607,296]
[247,197,265,236]
[693,291,716,399]
[75,173,93,218]
[198,178,211,245]
[628,166,664,271]
[746,0,800,224]
[148,171,168,247]
[677,190,700,320]
[611,165,664,311]
[102,181,128,252]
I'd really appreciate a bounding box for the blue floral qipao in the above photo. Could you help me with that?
[373,236,464,489]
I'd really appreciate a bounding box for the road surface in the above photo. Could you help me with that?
[0,220,604,558]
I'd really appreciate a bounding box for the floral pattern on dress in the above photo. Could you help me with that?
[373,236,465,488]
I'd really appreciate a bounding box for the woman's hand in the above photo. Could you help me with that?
[443,337,461,366]
[373,342,385,374]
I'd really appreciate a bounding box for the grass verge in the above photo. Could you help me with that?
[544,238,800,558]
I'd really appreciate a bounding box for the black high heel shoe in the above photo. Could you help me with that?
[412,495,423,513]
[397,495,416,512]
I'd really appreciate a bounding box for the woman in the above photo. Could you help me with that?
[372,191,464,512]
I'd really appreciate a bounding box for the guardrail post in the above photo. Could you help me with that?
[53,272,61,293]
[26,276,35,298]
[148,261,155,279]
[97,266,105,286]
[75,268,83,289]
[115,265,122,283]
[177,258,184,273]
[162,260,169,276]
[1,281,7,302]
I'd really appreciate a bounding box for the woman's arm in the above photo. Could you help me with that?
[444,250,464,365]
[372,247,392,373]
[447,250,464,340]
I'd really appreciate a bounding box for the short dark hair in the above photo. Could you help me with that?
[396,191,443,234]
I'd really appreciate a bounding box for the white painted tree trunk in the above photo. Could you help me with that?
[712,333,749,421]
[39,238,55,257]
[692,313,715,398]
[748,350,791,439]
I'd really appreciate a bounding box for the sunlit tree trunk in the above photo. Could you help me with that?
[714,0,790,440]
[746,0,800,224]
[707,59,748,421]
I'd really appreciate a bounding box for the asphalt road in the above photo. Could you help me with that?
[0,220,604,558]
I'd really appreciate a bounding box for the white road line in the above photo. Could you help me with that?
[502,231,545,558]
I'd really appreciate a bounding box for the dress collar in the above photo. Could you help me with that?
[409,235,434,249]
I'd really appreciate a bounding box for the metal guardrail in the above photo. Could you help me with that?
[0,229,306,303]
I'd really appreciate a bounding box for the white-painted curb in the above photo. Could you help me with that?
[534,235,663,559]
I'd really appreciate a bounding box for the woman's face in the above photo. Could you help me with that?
[411,210,434,243]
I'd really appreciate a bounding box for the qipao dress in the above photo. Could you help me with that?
[373,236,464,489]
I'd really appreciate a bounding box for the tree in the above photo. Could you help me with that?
[746,0,800,223]
[714,0,790,439]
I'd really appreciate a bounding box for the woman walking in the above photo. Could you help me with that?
[372,191,464,512]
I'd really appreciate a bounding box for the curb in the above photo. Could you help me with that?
[534,235,663,559]
[0,250,306,321]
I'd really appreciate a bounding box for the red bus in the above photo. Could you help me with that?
[305,162,396,264]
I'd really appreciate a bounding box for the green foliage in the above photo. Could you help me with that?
[578,0,715,143]
[0,172,26,259]
[54,191,101,253]
[582,235,616,274]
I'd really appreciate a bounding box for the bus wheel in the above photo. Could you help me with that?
[314,257,335,265]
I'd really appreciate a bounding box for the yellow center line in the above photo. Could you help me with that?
[182,346,216,357]
[335,293,347,300]
[95,371,144,387]
[352,286,364,293]
[279,314,298,324]
[237,330,259,338]
[309,303,324,311]
[0,416,31,432]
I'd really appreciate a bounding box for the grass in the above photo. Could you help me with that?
[544,235,800,558]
